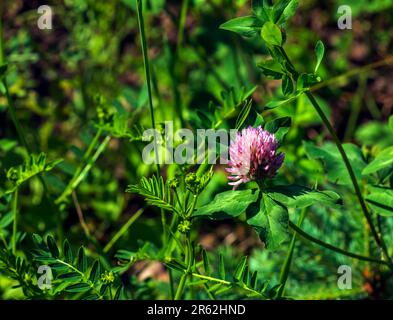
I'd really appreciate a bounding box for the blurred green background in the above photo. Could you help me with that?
[0,0,393,299]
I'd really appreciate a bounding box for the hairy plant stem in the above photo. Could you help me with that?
[276,207,307,299]
[279,46,391,265]
[289,221,389,266]
[11,189,18,254]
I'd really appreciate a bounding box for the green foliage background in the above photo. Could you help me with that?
[0,0,393,300]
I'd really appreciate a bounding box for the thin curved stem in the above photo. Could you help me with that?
[278,45,391,264]
[136,0,160,173]
[310,55,393,92]
[103,208,144,253]
[289,221,389,266]
[276,207,307,299]
[56,135,110,204]
[305,91,391,264]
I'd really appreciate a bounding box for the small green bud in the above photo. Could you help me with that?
[101,271,115,284]
[168,178,179,189]
[185,172,200,194]
[6,168,19,183]
[178,220,191,233]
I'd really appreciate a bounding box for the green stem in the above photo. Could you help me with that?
[103,208,144,253]
[289,221,389,266]
[278,46,390,263]
[276,207,307,299]
[191,273,265,298]
[56,135,110,204]
[169,269,175,300]
[174,236,192,300]
[54,258,103,299]
[136,0,167,249]
[11,189,18,254]
[305,91,391,264]
[175,270,188,300]
[55,128,102,203]
[177,0,189,52]
[136,0,160,174]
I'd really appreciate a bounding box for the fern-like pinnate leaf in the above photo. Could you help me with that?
[6,153,62,193]
[30,234,118,300]
[126,176,179,214]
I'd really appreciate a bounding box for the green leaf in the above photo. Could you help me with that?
[100,284,109,296]
[362,146,393,175]
[127,176,177,214]
[265,91,301,110]
[58,272,82,283]
[53,281,71,294]
[202,249,211,274]
[261,21,282,46]
[276,0,299,24]
[5,153,62,193]
[193,189,259,219]
[389,116,393,132]
[250,271,258,288]
[304,142,366,185]
[63,240,73,264]
[264,116,291,142]
[246,193,289,250]
[273,0,291,22]
[215,285,233,295]
[89,260,101,283]
[219,253,226,279]
[49,262,69,272]
[233,256,248,282]
[46,235,59,259]
[252,0,271,22]
[314,40,325,72]
[77,247,87,273]
[0,82,5,95]
[355,121,393,149]
[114,285,124,300]
[235,99,252,129]
[257,59,284,79]
[82,294,99,300]
[219,16,263,38]
[267,185,341,208]
[33,255,57,263]
[253,113,265,127]
[0,211,13,229]
[0,64,8,78]
[282,75,294,96]
[366,186,393,217]
[165,259,187,273]
[65,282,91,293]
[297,73,321,90]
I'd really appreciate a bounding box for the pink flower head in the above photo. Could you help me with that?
[226,126,284,188]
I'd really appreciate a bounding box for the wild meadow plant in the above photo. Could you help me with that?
[0,0,392,300]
